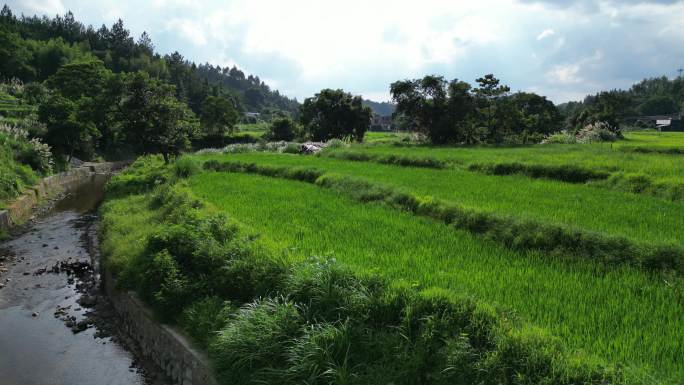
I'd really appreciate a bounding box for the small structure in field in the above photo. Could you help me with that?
[628,114,683,131]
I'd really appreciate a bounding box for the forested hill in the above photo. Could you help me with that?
[557,76,684,124]
[0,5,298,115]
[362,99,396,116]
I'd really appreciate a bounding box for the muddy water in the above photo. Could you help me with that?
[0,174,158,385]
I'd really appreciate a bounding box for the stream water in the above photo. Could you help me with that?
[0,174,162,385]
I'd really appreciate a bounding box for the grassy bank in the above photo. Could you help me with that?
[100,157,647,384]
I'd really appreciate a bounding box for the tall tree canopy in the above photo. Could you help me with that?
[300,89,371,142]
[200,95,239,138]
[118,72,199,163]
[392,74,561,144]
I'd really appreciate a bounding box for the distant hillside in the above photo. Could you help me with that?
[557,75,684,122]
[0,5,298,115]
[363,99,396,116]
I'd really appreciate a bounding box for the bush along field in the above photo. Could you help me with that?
[101,156,683,384]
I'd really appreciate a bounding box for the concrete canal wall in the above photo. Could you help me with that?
[103,271,217,385]
[0,163,123,230]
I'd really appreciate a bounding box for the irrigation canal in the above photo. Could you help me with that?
[0,174,166,385]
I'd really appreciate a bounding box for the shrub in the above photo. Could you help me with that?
[211,297,303,384]
[326,138,347,149]
[173,156,201,179]
[180,297,234,348]
[267,117,298,141]
[542,131,576,144]
[576,122,619,143]
[282,143,300,154]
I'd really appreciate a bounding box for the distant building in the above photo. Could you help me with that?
[628,114,683,131]
[370,114,393,131]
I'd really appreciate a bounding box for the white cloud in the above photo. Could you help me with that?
[546,50,603,85]
[21,0,65,15]
[165,18,207,46]
[204,0,511,79]
[8,0,684,103]
[547,63,581,84]
[536,28,555,40]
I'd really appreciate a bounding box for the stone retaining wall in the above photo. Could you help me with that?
[0,162,124,231]
[103,271,217,385]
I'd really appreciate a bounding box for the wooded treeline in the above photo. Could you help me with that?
[0,5,298,116]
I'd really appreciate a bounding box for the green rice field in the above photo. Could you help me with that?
[186,170,682,382]
[100,132,684,384]
[184,133,684,382]
[194,152,684,247]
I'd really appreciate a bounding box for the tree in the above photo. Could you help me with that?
[391,75,475,144]
[473,74,510,143]
[568,91,629,134]
[268,117,298,141]
[38,95,100,162]
[108,19,134,71]
[244,87,264,109]
[300,89,371,142]
[639,95,679,115]
[508,92,562,138]
[200,95,239,140]
[46,59,109,99]
[0,27,35,80]
[137,31,154,56]
[119,72,198,162]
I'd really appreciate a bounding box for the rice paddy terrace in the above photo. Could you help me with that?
[103,131,684,384]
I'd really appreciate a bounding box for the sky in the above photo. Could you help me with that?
[7,0,684,103]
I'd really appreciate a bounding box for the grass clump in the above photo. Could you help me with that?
[595,173,684,201]
[619,146,684,155]
[469,162,610,183]
[323,150,448,169]
[173,156,201,179]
